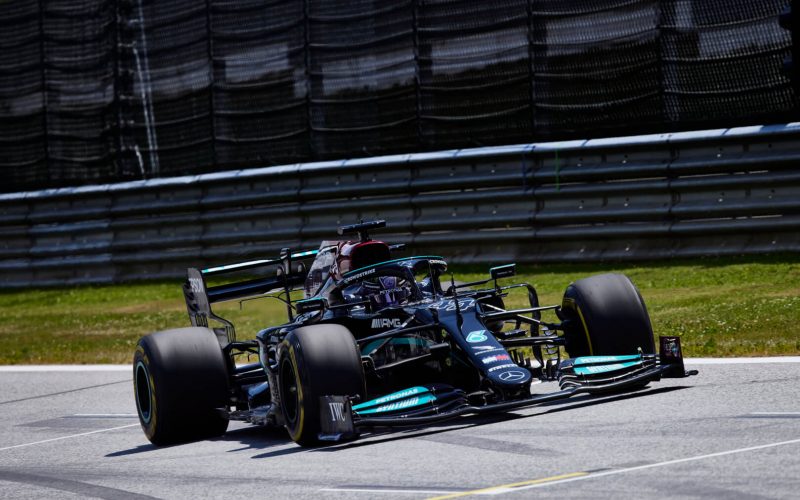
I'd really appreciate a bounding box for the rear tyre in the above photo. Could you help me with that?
[277,324,365,446]
[133,327,230,445]
[561,273,655,357]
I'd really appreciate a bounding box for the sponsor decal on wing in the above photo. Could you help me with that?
[352,386,429,411]
[481,354,511,365]
[573,361,640,375]
[471,346,504,353]
[488,363,518,372]
[328,401,346,422]
[573,354,642,365]
[188,277,204,294]
[355,394,437,415]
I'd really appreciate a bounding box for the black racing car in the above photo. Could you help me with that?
[133,220,696,446]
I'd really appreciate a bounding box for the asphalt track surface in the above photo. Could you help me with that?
[1,359,799,499]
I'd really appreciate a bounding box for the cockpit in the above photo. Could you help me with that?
[303,239,447,312]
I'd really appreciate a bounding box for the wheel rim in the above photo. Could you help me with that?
[279,357,299,426]
[135,361,152,424]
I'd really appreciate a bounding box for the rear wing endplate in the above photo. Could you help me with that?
[183,248,319,344]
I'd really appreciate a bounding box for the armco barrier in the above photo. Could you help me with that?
[1,123,799,288]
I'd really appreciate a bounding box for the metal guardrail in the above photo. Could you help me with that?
[1,123,799,288]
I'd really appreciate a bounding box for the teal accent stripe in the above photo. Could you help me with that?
[291,249,320,258]
[202,259,276,274]
[355,394,437,415]
[573,354,642,366]
[574,361,641,376]
[352,386,430,411]
[202,248,320,274]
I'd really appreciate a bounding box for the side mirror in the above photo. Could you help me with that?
[295,297,327,314]
[490,263,516,280]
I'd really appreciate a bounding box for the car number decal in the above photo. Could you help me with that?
[465,330,488,343]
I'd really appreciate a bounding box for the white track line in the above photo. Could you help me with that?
[71,413,138,418]
[322,438,800,498]
[0,424,140,452]
[482,437,800,496]
[685,357,800,364]
[321,488,462,495]
[0,365,131,372]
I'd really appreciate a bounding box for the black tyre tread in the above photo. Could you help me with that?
[562,273,655,357]
[278,324,365,446]
[133,327,229,446]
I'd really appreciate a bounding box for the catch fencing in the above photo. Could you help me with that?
[1,123,799,288]
[0,0,797,193]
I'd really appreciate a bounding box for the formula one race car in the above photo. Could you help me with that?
[133,220,697,446]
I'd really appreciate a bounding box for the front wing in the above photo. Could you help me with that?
[319,336,697,441]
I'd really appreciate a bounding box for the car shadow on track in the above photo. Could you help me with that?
[247,414,524,459]
[107,386,691,459]
[105,425,294,458]
[106,445,158,458]
[531,385,690,413]
[225,426,303,458]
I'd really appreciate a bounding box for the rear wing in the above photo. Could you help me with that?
[183,248,319,345]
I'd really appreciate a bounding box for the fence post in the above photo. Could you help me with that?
[412,0,423,150]
[37,0,50,186]
[205,0,217,171]
[525,0,536,136]
[303,0,316,159]
[112,0,125,180]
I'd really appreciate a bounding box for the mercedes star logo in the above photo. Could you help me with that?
[498,370,526,382]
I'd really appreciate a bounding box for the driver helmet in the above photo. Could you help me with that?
[367,275,411,308]
[334,240,391,279]
[343,275,410,308]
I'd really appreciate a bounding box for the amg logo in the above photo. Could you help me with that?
[328,402,346,422]
[371,318,402,329]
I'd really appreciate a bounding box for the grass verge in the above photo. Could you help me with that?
[0,255,798,364]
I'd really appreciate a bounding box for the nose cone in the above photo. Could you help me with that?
[470,345,532,388]
[485,365,532,387]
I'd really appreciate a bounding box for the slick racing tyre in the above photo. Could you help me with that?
[133,327,230,445]
[561,273,655,357]
[277,324,365,446]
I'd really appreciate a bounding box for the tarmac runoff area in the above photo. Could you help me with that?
[0,358,798,500]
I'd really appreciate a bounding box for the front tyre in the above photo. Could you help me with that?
[277,324,365,446]
[133,327,230,445]
[561,273,655,357]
